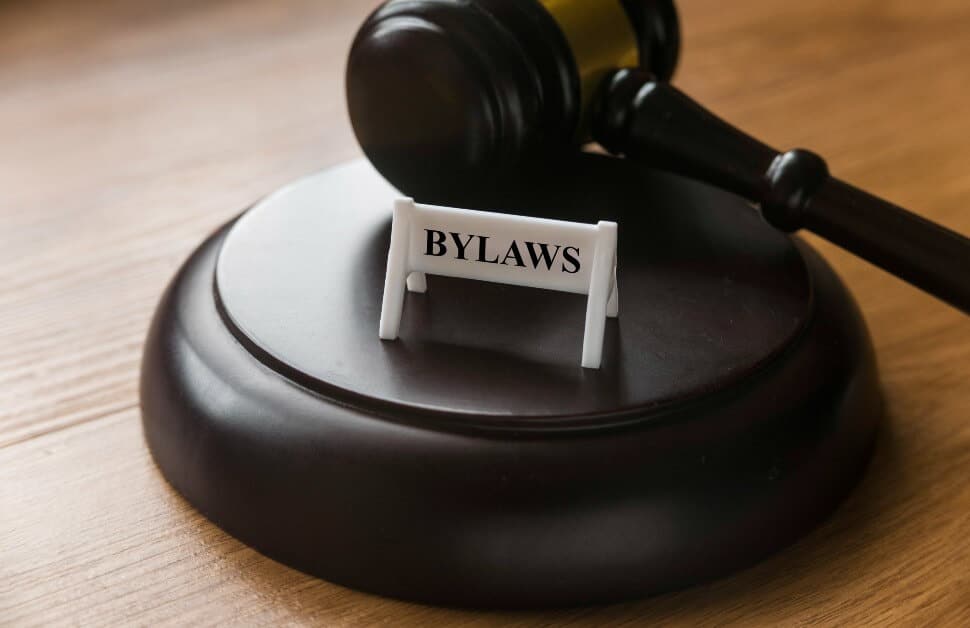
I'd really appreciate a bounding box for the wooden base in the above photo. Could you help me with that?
[140,156,883,608]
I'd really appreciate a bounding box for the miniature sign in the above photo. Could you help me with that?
[379,198,618,368]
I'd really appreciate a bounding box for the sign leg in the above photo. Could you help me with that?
[607,262,619,318]
[378,198,414,340]
[582,222,618,368]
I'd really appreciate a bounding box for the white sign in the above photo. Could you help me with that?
[379,198,618,369]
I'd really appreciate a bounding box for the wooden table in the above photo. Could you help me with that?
[3,0,969,624]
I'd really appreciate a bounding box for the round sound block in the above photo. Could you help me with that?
[141,156,883,608]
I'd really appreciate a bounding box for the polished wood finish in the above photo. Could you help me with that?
[2,0,969,624]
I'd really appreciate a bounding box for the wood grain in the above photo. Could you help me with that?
[2,0,969,625]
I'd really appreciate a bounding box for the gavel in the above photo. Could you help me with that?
[346,0,970,313]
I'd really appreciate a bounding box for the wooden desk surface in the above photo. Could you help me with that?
[2,0,969,625]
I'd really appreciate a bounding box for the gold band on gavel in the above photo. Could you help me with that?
[538,0,640,129]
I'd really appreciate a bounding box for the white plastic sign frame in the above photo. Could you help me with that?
[379,198,618,369]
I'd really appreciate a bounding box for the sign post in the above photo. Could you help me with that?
[379,198,618,368]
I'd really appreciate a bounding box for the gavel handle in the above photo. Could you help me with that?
[805,178,970,312]
[595,69,970,314]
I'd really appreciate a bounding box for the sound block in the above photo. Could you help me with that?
[140,156,882,608]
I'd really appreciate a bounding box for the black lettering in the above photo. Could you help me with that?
[525,241,561,270]
[425,229,447,256]
[561,246,581,274]
[501,241,525,267]
[477,235,500,264]
[449,232,475,260]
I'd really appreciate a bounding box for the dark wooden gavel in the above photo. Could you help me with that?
[346,0,970,313]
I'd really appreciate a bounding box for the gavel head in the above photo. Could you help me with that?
[346,0,680,198]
